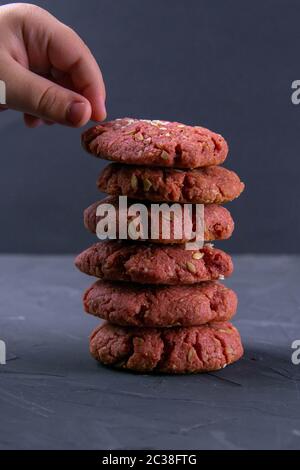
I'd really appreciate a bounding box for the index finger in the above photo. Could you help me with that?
[50,23,106,121]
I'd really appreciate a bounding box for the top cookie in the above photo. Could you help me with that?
[81,118,228,169]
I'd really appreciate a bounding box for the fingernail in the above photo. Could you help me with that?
[32,120,43,128]
[67,102,87,126]
[26,118,43,128]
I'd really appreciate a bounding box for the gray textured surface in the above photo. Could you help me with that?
[0,254,300,450]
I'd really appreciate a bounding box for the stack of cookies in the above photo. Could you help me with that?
[75,118,245,374]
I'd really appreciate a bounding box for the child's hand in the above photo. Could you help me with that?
[0,3,106,127]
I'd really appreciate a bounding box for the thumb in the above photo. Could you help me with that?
[3,58,92,127]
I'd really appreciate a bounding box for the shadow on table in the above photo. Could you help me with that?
[2,340,299,390]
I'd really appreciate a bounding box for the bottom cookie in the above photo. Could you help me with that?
[90,322,243,374]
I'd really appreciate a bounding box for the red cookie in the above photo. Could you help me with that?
[82,118,228,169]
[74,241,233,285]
[90,322,243,374]
[83,196,234,244]
[84,280,237,327]
[97,164,244,204]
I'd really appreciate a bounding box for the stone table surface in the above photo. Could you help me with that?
[0,254,300,450]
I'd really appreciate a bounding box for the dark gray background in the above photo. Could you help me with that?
[0,0,299,254]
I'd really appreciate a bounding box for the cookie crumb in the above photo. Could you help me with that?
[186,262,197,273]
[192,252,204,260]
[130,174,138,190]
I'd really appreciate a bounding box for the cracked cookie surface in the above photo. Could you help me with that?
[97,163,244,204]
[82,118,228,169]
[90,321,243,373]
[84,196,234,244]
[74,240,233,285]
[84,280,237,327]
